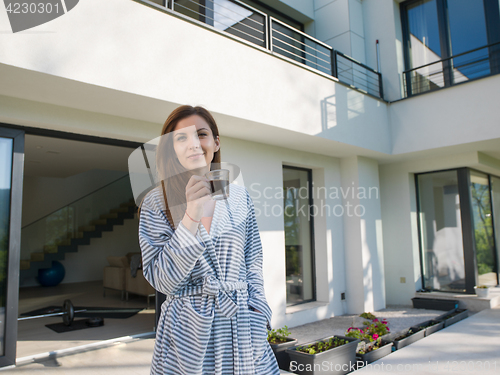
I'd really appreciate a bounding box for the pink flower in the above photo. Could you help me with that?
[359,329,363,333]
[373,318,379,322]
[372,334,379,340]
[387,328,390,331]
[347,327,352,332]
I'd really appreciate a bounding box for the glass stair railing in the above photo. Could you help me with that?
[20,174,136,282]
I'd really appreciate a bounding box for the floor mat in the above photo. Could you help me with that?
[45,319,101,333]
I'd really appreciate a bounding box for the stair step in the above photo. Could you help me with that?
[57,239,71,246]
[31,252,45,262]
[79,225,96,232]
[43,245,58,254]
[110,207,129,214]
[100,213,118,219]
[120,202,136,208]
[20,260,30,270]
[71,237,91,246]
[67,232,84,239]
[90,219,107,226]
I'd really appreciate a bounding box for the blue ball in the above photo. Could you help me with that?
[38,261,66,287]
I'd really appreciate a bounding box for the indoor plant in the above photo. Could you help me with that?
[474,285,490,298]
[286,335,360,375]
[267,325,298,371]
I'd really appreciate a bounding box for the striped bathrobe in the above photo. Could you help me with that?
[139,183,280,375]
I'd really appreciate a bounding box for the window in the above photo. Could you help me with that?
[283,166,315,305]
[401,0,500,96]
[491,176,500,280]
[470,171,497,286]
[172,0,267,47]
[417,170,466,292]
[416,168,500,293]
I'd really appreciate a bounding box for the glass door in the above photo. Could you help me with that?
[469,171,497,286]
[488,176,500,285]
[417,170,466,292]
[0,127,24,367]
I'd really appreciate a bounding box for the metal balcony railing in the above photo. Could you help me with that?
[141,0,384,99]
[403,41,500,97]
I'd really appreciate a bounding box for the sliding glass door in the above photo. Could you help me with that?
[417,170,466,292]
[469,171,497,286]
[417,168,499,293]
[490,176,500,283]
[0,127,24,367]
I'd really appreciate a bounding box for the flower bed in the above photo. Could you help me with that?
[392,327,425,350]
[436,309,469,327]
[411,319,445,337]
[286,335,359,375]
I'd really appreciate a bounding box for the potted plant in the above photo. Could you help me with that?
[267,325,298,371]
[392,327,425,350]
[345,316,390,345]
[474,285,490,298]
[356,338,393,365]
[286,335,360,375]
[436,309,469,327]
[412,319,444,337]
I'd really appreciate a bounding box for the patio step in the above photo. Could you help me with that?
[414,289,500,312]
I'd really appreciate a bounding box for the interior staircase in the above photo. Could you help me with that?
[20,198,137,280]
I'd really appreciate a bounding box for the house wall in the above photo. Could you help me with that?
[379,152,500,305]
[0,0,390,154]
[389,74,500,155]
[313,0,367,64]
[223,136,347,328]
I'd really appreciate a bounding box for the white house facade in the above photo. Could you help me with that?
[0,0,499,366]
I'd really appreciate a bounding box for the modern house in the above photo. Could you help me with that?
[1,0,499,367]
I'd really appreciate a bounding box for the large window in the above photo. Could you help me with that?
[283,166,315,305]
[470,171,497,286]
[417,170,466,292]
[416,168,500,293]
[0,137,13,356]
[401,0,500,96]
[0,127,24,368]
[491,176,500,279]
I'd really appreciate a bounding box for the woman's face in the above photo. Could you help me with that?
[172,115,220,172]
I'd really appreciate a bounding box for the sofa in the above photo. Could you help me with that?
[103,252,155,307]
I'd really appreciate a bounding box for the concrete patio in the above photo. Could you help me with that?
[2,302,499,374]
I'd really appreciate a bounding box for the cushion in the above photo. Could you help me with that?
[107,256,128,268]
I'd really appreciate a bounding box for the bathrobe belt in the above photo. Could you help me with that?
[173,275,248,318]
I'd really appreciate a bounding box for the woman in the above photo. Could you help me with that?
[139,105,280,375]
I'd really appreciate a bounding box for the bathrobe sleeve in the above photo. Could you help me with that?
[244,190,273,330]
[139,190,205,295]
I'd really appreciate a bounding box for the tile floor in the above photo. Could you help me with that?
[16,281,155,359]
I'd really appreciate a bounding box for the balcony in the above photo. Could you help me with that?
[140,0,383,99]
[403,42,500,98]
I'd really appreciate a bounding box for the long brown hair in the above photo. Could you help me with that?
[146,105,221,228]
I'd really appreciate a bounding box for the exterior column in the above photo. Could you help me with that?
[340,156,385,314]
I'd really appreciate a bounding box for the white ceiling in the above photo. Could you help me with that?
[24,135,133,178]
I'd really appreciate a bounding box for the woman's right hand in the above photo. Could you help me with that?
[185,175,212,222]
